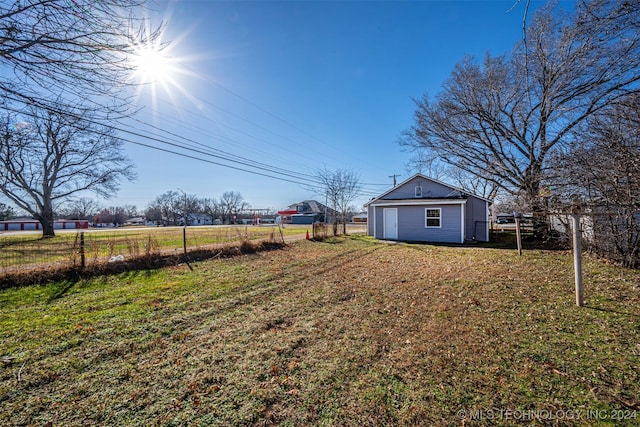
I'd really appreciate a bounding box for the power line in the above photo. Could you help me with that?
[125,115,320,181]
[3,94,385,198]
[2,97,321,187]
[3,98,384,200]
[126,114,387,196]
[176,83,345,163]
[187,65,346,153]
[138,96,328,170]
[119,119,382,196]
[120,104,387,196]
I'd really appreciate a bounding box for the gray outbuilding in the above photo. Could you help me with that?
[364,173,491,244]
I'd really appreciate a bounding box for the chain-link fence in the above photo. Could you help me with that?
[0,223,368,285]
[311,222,366,240]
[0,226,289,277]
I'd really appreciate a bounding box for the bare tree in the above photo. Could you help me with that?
[201,197,222,225]
[0,202,15,221]
[0,107,135,236]
[405,151,448,182]
[144,205,163,226]
[400,0,640,209]
[315,168,362,234]
[94,206,130,226]
[219,191,249,224]
[406,151,498,200]
[0,0,163,115]
[550,95,640,267]
[147,191,182,226]
[146,190,201,226]
[122,204,139,219]
[180,193,200,226]
[61,197,103,220]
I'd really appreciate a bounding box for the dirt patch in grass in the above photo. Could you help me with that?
[1,236,639,426]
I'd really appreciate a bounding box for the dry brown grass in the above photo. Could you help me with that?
[1,236,639,426]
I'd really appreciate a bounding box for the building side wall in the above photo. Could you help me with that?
[397,204,462,243]
[465,197,489,242]
[368,203,463,243]
[371,206,385,239]
[291,215,316,225]
[367,206,375,236]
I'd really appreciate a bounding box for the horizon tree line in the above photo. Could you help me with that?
[0,192,264,227]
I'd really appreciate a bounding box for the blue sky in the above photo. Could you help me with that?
[114,0,560,213]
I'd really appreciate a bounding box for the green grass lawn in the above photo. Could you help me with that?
[1,236,639,426]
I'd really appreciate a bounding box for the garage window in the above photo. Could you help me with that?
[425,208,441,228]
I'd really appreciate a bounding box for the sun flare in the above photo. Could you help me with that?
[128,17,203,115]
[129,37,195,112]
[132,43,174,85]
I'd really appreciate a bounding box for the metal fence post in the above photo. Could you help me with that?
[183,226,187,257]
[572,213,584,307]
[80,231,86,269]
[513,211,523,256]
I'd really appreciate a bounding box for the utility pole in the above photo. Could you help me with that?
[389,174,401,187]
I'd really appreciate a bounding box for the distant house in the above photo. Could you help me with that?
[364,173,491,244]
[181,213,213,226]
[125,217,145,226]
[352,212,368,223]
[277,200,334,225]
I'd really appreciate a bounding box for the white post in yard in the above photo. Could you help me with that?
[571,212,584,307]
[513,211,522,256]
